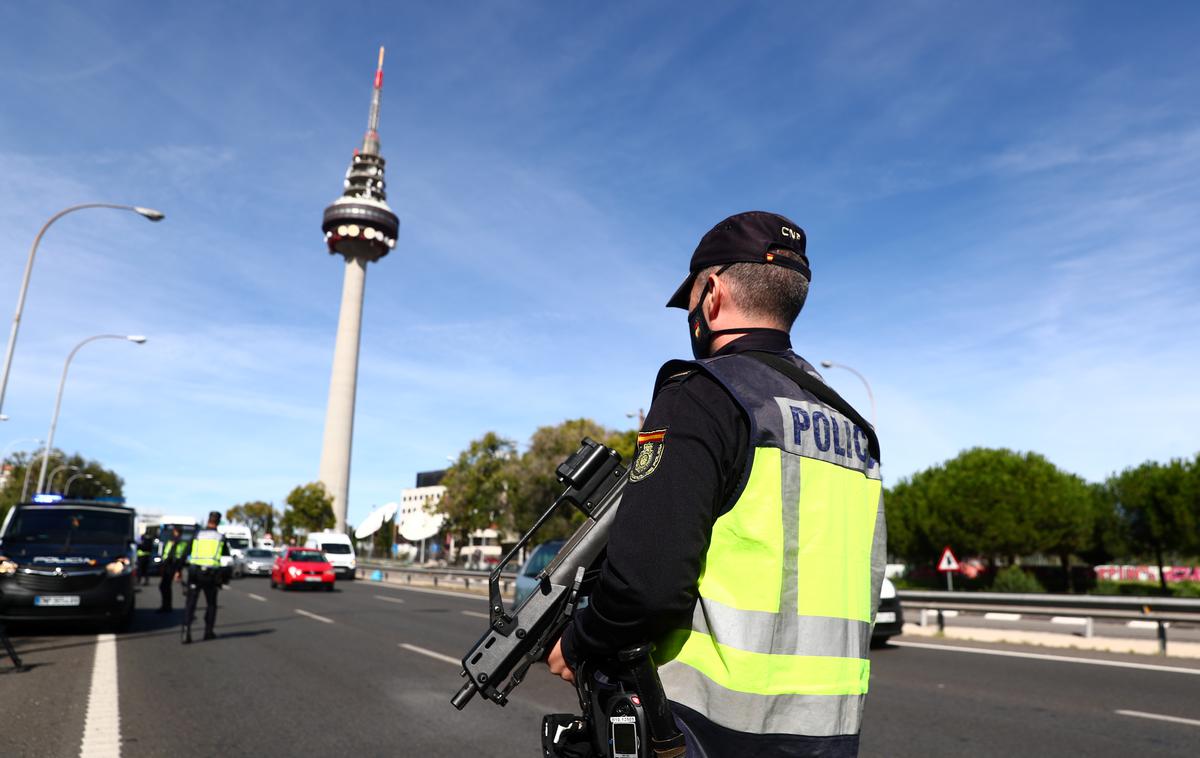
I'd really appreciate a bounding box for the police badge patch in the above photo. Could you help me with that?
[629,429,667,482]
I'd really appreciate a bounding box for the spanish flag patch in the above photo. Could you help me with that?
[630,428,667,482]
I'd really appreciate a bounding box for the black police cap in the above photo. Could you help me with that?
[666,211,811,309]
[208,511,222,525]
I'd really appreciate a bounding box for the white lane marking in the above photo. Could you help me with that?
[399,643,460,665]
[891,641,1200,675]
[984,612,1022,621]
[1115,710,1200,727]
[1051,616,1087,625]
[940,610,959,617]
[374,595,405,604]
[247,593,267,602]
[79,633,120,758]
[461,610,490,620]
[1128,620,1169,629]
[295,609,334,624]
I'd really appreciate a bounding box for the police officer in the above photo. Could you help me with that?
[179,511,231,643]
[136,527,155,586]
[549,212,886,757]
[156,525,184,613]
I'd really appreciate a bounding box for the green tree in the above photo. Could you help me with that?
[225,501,278,541]
[1077,481,1128,567]
[2,448,125,521]
[280,482,335,536]
[1111,459,1195,595]
[372,514,395,557]
[506,419,633,540]
[441,432,517,540]
[884,448,1096,579]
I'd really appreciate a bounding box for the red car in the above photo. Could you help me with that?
[270,547,336,591]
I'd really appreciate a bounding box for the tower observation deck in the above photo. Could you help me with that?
[317,47,399,531]
[322,46,400,262]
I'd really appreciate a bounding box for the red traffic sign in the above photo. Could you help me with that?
[937,547,960,573]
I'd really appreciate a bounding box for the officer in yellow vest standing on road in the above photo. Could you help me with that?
[157,524,185,614]
[549,211,887,757]
[179,511,231,644]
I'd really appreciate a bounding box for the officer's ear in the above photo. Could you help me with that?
[706,272,729,322]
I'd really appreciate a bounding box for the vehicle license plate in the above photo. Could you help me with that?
[304,576,323,582]
[34,595,81,607]
[877,611,896,624]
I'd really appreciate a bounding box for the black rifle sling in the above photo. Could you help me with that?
[744,351,881,464]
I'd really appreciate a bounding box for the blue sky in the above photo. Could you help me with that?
[1,2,1197,528]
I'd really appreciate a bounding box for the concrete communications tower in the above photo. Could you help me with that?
[318,47,399,531]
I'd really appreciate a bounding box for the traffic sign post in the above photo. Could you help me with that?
[938,546,960,591]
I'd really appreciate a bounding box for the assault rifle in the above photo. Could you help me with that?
[451,438,686,758]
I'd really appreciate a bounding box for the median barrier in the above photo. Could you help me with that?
[899,590,1200,654]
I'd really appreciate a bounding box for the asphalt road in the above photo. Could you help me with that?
[3,578,1199,757]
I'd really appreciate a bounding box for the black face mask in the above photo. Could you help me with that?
[687,267,776,359]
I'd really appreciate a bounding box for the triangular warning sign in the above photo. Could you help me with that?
[937,547,960,573]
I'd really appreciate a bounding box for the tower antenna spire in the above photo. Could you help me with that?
[362,45,385,155]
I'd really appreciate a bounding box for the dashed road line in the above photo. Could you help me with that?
[1050,617,1087,625]
[983,612,1022,621]
[460,610,490,620]
[295,609,335,624]
[1116,710,1200,727]
[79,633,120,758]
[247,593,267,602]
[892,640,1200,675]
[399,643,460,665]
[374,595,405,604]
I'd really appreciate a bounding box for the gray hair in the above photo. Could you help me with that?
[690,247,810,328]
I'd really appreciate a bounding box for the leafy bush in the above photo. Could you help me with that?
[990,566,1045,593]
[1092,580,1200,597]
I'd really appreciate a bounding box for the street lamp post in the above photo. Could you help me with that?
[64,472,93,498]
[35,334,147,493]
[1,437,40,461]
[51,465,80,493]
[0,203,163,422]
[819,360,877,429]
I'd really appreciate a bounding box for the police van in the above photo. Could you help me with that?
[0,500,137,629]
[304,530,357,580]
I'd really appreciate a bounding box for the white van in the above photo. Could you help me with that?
[305,530,357,579]
[219,524,254,578]
[218,524,253,556]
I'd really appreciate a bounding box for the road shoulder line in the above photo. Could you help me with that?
[79,632,120,758]
[891,640,1200,675]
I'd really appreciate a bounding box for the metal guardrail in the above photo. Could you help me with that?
[356,562,515,595]
[897,590,1200,654]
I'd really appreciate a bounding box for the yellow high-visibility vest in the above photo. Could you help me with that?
[654,352,886,738]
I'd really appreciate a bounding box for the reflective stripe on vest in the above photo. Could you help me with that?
[188,534,222,567]
[653,352,886,739]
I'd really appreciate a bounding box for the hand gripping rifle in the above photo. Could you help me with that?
[451,439,687,758]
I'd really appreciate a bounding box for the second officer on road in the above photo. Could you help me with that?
[179,511,230,644]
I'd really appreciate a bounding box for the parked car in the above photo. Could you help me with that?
[0,500,136,630]
[241,548,276,577]
[304,530,357,580]
[872,577,903,645]
[270,547,335,591]
[512,540,565,607]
